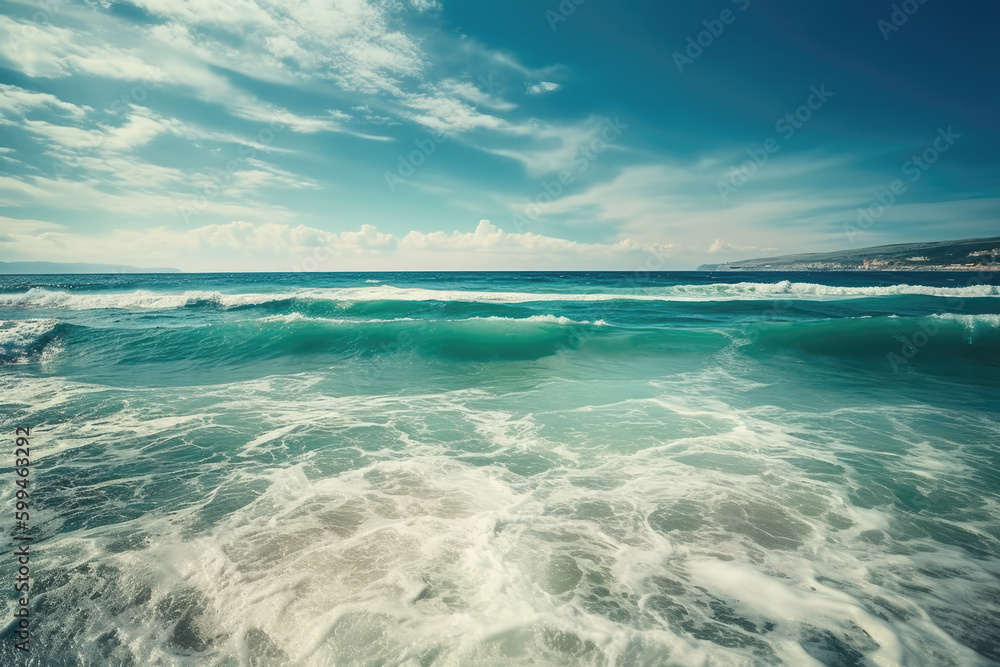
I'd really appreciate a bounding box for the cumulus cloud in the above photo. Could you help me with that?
[0,219,674,271]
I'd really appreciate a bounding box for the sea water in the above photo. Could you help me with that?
[1,271,998,666]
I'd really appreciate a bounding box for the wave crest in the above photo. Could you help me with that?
[2,282,998,311]
[0,318,63,364]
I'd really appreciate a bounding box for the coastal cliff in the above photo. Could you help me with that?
[698,236,1000,271]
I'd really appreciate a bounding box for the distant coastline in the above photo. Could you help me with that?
[698,236,1000,272]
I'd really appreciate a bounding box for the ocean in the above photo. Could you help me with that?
[1,271,999,666]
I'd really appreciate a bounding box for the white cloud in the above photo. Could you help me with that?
[0,16,153,79]
[0,99,318,219]
[0,5,582,168]
[0,15,372,139]
[402,93,506,133]
[232,159,321,192]
[0,84,92,118]
[0,216,66,234]
[526,82,561,96]
[125,0,426,95]
[225,100,386,138]
[0,0,629,247]
[0,173,297,222]
[435,80,516,112]
[707,239,776,255]
[0,219,675,271]
[409,0,441,11]
[537,162,847,244]
[482,117,616,176]
[515,154,1000,266]
[19,108,186,155]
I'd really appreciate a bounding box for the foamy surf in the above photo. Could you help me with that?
[1,271,998,665]
[0,318,60,345]
[2,281,998,311]
[0,318,63,364]
[256,313,609,326]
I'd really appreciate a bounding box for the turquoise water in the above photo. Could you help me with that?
[2,271,999,665]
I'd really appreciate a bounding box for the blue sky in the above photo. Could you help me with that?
[0,0,997,270]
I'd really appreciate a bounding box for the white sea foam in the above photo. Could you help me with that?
[930,312,1000,331]
[0,288,278,310]
[0,318,59,345]
[292,282,1000,304]
[3,359,997,664]
[465,314,610,326]
[2,282,998,311]
[255,313,609,326]
[255,313,418,324]
[0,318,62,364]
[665,280,1000,300]
[685,559,904,664]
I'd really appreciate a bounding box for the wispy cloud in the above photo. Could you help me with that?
[0,14,380,140]
[707,239,776,255]
[0,94,316,221]
[2,0,990,269]
[519,156,1000,263]
[527,81,561,96]
[0,84,92,118]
